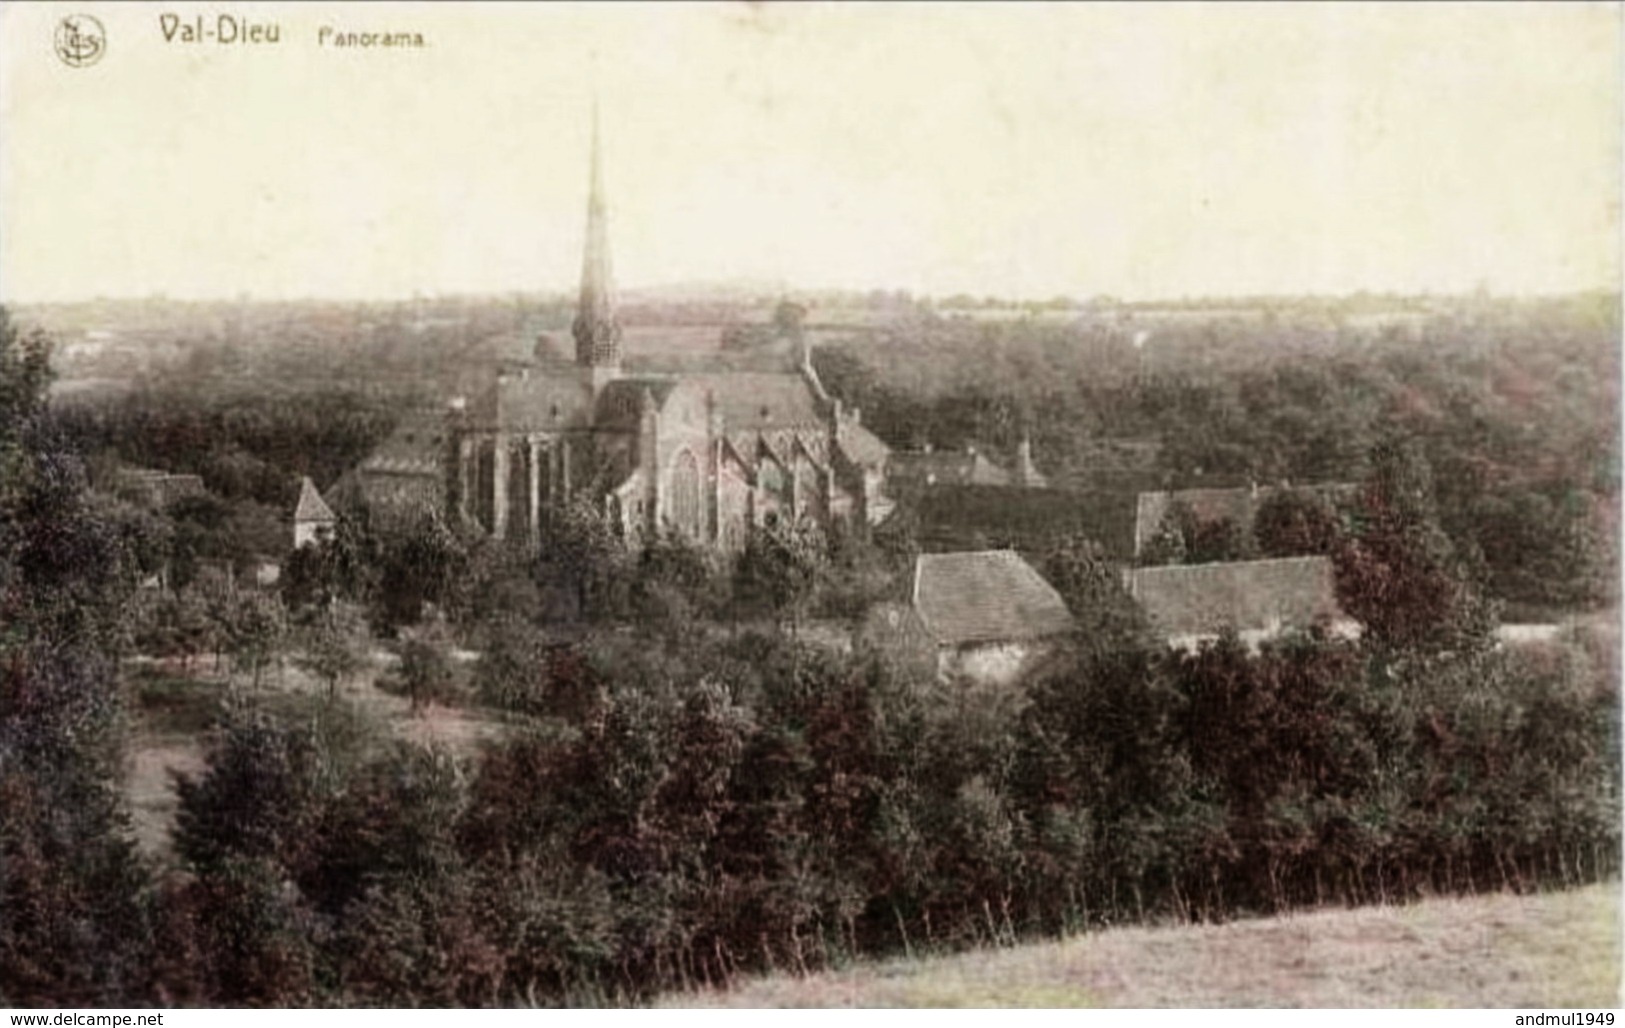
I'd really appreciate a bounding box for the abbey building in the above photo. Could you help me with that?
[352,115,892,549]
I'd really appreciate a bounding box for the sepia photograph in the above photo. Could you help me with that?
[0,0,1619,1011]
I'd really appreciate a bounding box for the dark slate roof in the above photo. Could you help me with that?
[1123,556,1346,638]
[890,449,1012,487]
[467,365,597,432]
[594,376,679,429]
[294,476,336,523]
[835,420,891,470]
[114,467,206,508]
[912,550,1074,646]
[683,372,825,431]
[360,410,446,478]
[626,347,796,374]
[1134,483,1358,555]
[911,486,1139,560]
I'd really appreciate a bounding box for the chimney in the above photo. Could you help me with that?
[1016,433,1045,488]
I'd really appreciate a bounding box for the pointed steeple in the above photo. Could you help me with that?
[573,98,622,374]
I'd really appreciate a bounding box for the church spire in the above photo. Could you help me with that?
[573,98,621,373]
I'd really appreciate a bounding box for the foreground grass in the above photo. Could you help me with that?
[667,882,1621,1007]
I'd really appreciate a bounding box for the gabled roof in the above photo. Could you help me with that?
[1122,556,1346,639]
[718,435,757,481]
[890,449,1012,487]
[757,432,792,470]
[912,550,1073,646]
[294,476,336,524]
[467,366,597,432]
[114,466,206,508]
[791,431,830,471]
[911,486,1139,559]
[360,410,446,478]
[683,372,824,430]
[835,420,890,470]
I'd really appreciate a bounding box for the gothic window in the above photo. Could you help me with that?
[669,448,703,539]
[796,458,823,523]
[474,443,496,533]
[758,458,787,501]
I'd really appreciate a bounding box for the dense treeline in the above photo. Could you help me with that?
[814,293,1619,614]
[52,387,399,511]
[129,613,1617,1005]
[1,311,154,1003]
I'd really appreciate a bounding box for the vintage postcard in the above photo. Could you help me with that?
[0,0,1619,1013]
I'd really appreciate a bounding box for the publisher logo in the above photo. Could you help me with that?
[55,14,106,67]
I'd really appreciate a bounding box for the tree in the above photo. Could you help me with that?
[323,744,501,1005]
[1185,514,1252,564]
[536,496,629,622]
[173,708,326,874]
[731,520,824,633]
[0,309,151,1004]
[1139,506,1188,566]
[294,600,371,702]
[397,615,458,713]
[1334,438,1497,653]
[1041,534,1150,650]
[631,529,724,631]
[1469,488,1614,612]
[281,510,380,615]
[378,511,472,628]
[166,493,238,591]
[225,590,289,691]
[155,856,320,1006]
[1254,488,1343,558]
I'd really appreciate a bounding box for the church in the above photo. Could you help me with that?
[353,116,893,550]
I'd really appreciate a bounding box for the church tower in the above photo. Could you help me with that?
[572,102,622,386]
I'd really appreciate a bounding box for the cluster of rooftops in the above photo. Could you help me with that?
[889,481,1357,657]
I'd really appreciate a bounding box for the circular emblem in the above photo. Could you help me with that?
[55,14,106,68]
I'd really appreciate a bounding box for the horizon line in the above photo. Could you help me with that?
[4,284,1619,310]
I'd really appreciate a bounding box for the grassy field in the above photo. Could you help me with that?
[667,882,1622,1008]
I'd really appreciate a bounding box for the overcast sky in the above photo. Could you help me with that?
[1,1,1618,302]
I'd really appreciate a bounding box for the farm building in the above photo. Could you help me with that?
[1122,555,1359,652]
[292,476,337,549]
[860,550,1074,685]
